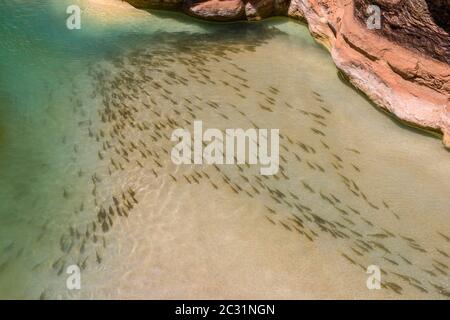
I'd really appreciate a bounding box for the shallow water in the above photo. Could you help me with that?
[0,1,449,299]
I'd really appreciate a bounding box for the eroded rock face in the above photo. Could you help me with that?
[288,0,450,147]
[245,0,290,20]
[123,0,450,148]
[184,0,246,21]
[354,0,450,64]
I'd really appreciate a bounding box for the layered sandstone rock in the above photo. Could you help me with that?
[124,0,450,148]
[184,0,246,20]
[288,0,450,148]
[245,0,290,20]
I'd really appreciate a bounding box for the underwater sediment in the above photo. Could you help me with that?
[35,23,450,299]
[0,0,449,300]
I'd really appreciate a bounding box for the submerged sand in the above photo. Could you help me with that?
[15,1,449,300]
[37,23,450,299]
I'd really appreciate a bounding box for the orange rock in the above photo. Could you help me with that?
[287,0,450,147]
[184,0,246,21]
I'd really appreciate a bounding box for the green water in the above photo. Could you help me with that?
[0,0,206,298]
[0,1,449,299]
[0,0,299,299]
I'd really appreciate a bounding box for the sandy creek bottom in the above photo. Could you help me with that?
[0,13,449,299]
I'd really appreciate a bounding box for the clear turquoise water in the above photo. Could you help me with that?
[0,0,296,298]
[0,0,80,298]
[0,0,207,298]
[1,1,449,300]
